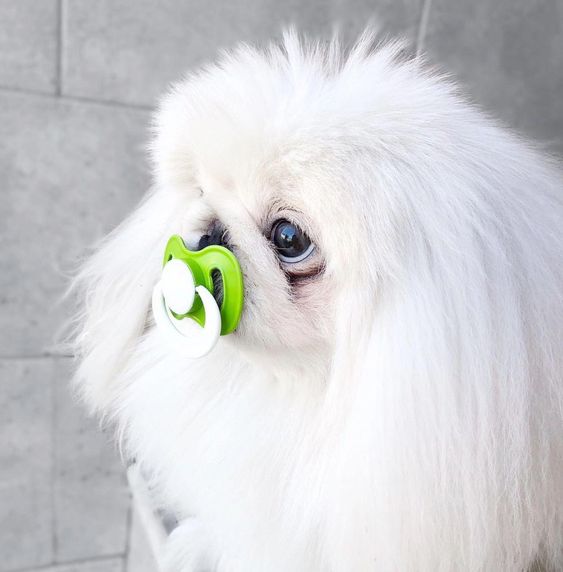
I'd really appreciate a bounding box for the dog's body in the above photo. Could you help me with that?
[72,32,563,571]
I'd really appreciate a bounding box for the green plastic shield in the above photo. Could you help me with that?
[162,235,244,335]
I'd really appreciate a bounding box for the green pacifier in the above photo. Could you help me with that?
[151,235,244,357]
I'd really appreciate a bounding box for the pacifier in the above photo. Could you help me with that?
[151,235,244,357]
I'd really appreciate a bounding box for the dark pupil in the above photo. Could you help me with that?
[273,220,310,257]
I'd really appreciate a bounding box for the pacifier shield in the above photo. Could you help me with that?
[151,234,244,358]
[162,235,244,336]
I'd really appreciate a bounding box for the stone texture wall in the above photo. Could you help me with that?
[1,1,561,570]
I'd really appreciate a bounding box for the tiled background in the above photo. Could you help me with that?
[1,1,562,571]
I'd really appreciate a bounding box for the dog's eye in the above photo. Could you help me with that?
[270,219,315,263]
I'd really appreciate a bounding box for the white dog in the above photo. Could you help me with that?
[71,31,563,571]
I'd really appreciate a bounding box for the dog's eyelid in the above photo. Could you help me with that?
[264,205,311,234]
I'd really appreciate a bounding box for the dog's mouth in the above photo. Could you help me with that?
[196,220,229,309]
[211,268,224,307]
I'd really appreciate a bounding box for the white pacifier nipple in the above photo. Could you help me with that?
[160,259,196,315]
[151,260,221,358]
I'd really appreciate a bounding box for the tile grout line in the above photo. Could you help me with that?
[51,361,59,563]
[55,0,64,96]
[122,497,134,572]
[416,0,433,57]
[0,353,74,360]
[52,2,65,549]
[4,553,126,572]
[0,85,153,112]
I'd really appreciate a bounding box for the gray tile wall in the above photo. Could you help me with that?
[0,358,130,571]
[423,0,563,154]
[1,1,561,570]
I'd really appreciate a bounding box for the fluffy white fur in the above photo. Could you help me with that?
[71,31,563,571]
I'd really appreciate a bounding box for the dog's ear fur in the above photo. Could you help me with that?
[324,133,563,569]
[69,189,180,412]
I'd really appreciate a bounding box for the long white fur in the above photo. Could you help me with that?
[71,30,563,571]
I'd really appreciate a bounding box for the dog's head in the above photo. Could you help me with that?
[75,31,437,403]
[149,33,415,356]
[73,30,562,404]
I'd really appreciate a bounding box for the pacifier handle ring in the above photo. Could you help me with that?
[151,282,221,358]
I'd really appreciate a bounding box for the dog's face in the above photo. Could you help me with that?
[160,140,340,354]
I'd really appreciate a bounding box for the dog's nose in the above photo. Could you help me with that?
[198,220,228,250]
